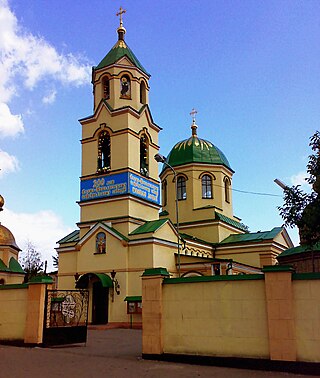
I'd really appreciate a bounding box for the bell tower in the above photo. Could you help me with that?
[78,9,161,237]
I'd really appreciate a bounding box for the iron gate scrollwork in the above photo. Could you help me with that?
[43,289,89,346]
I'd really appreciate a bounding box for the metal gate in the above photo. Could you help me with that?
[43,289,89,346]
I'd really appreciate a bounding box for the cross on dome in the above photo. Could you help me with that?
[190,108,198,136]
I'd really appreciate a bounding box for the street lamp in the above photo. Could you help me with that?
[154,153,181,277]
[274,179,288,190]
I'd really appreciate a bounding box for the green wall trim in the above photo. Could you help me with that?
[0,283,28,290]
[142,268,170,277]
[292,272,320,280]
[262,265,295,273]
[28,275,53,284]
[163,274,264,284]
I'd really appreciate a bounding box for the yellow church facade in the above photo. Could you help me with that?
[56,14,293,326]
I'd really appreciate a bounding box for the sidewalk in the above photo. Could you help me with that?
[0,329,310,377]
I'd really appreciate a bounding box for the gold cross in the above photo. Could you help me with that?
[116,6,126,27]
[190,108,198,122]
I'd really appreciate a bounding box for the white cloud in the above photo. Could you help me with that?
[0,149,20,177]
[1,207,74,271]
[0,0,91,175]
[290,171,310,188]
[0,1,91,99]
[0,102,24,138]
[42,90,57,105]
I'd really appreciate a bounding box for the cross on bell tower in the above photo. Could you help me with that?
[116,6,126,27]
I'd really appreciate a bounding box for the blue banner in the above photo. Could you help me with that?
[80,172,160,205]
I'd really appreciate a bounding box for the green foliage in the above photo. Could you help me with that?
[19,241,44,283]
[278,131,320,245]
[279,186,313,228]
[52,254,59,270]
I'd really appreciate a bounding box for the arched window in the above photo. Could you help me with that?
[177,176,187,200]
[162,179,167,207]
[224,176,231,203]
[140,135,148,176]
[0,278,5,285]
[102,77,110,99]
[120,74,131,99]
[96,232,106,254]
[202,174,213,199]
[140,81,146,104]
[97,131,111,173]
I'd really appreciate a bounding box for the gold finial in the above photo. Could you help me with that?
[0,195,4,212]
[116,6,126,27]
[190,108,198,137]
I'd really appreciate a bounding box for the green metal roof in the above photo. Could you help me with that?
[215,212,248,232]
[219,227,283,245]
[180,233,213,247]
[278,242,320,258]
[77,272,113,288]
[130,219,169,235]
[163,135,232,172]
[8,257,24,273]
[0,258,9,272]
[95,39,149,76]
[58,230,80,244]
[124,296,142,302]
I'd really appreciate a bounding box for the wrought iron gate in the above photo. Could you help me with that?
[43,289,89,346]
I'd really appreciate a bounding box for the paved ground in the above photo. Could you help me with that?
[0,329,315,377]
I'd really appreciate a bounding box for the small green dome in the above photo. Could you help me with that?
[164,130,232,171]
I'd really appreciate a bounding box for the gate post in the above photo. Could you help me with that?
[142,268,169,355]
[263,265,296,361]
[24,276,53,345]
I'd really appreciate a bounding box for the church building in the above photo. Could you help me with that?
[56,10,293,326]
[0,195,25,285]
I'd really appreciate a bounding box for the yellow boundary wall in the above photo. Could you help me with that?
[142,267,320,363]
[0,279,52,345]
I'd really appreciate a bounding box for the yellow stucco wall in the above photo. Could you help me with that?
[0,287,28,341]
[162,279,269,358]
[293,279,320,362]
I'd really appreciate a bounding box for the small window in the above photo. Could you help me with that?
[224,177,231,203]
[97,131,111,173]
[202,174,212,199]
[120,74,131,99]
[103,77,110,99]
[96,232,106,254]
[0,278,5,285]
[140,81,146,104]
[177,176,187,200]
[140,135,148,176]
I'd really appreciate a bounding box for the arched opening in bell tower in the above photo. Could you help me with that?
[140,134,149,176]
[97,131,111,173]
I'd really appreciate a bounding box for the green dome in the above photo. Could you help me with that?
[164,133,233,171]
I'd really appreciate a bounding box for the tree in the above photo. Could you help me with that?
[20,241,44,283]
[52,253,59,270]
[278,131,320,246]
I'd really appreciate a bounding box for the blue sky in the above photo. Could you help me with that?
[0,0,319,268]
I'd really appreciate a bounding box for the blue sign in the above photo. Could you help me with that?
[80,172,160,205]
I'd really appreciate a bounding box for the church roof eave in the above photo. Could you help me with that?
[79,102,162,132]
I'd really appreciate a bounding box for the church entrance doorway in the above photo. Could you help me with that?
[76,272,113,325]
[92,281,109,324]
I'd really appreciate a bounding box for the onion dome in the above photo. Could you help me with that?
[0,224,20,251]
[164,119,233,171]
